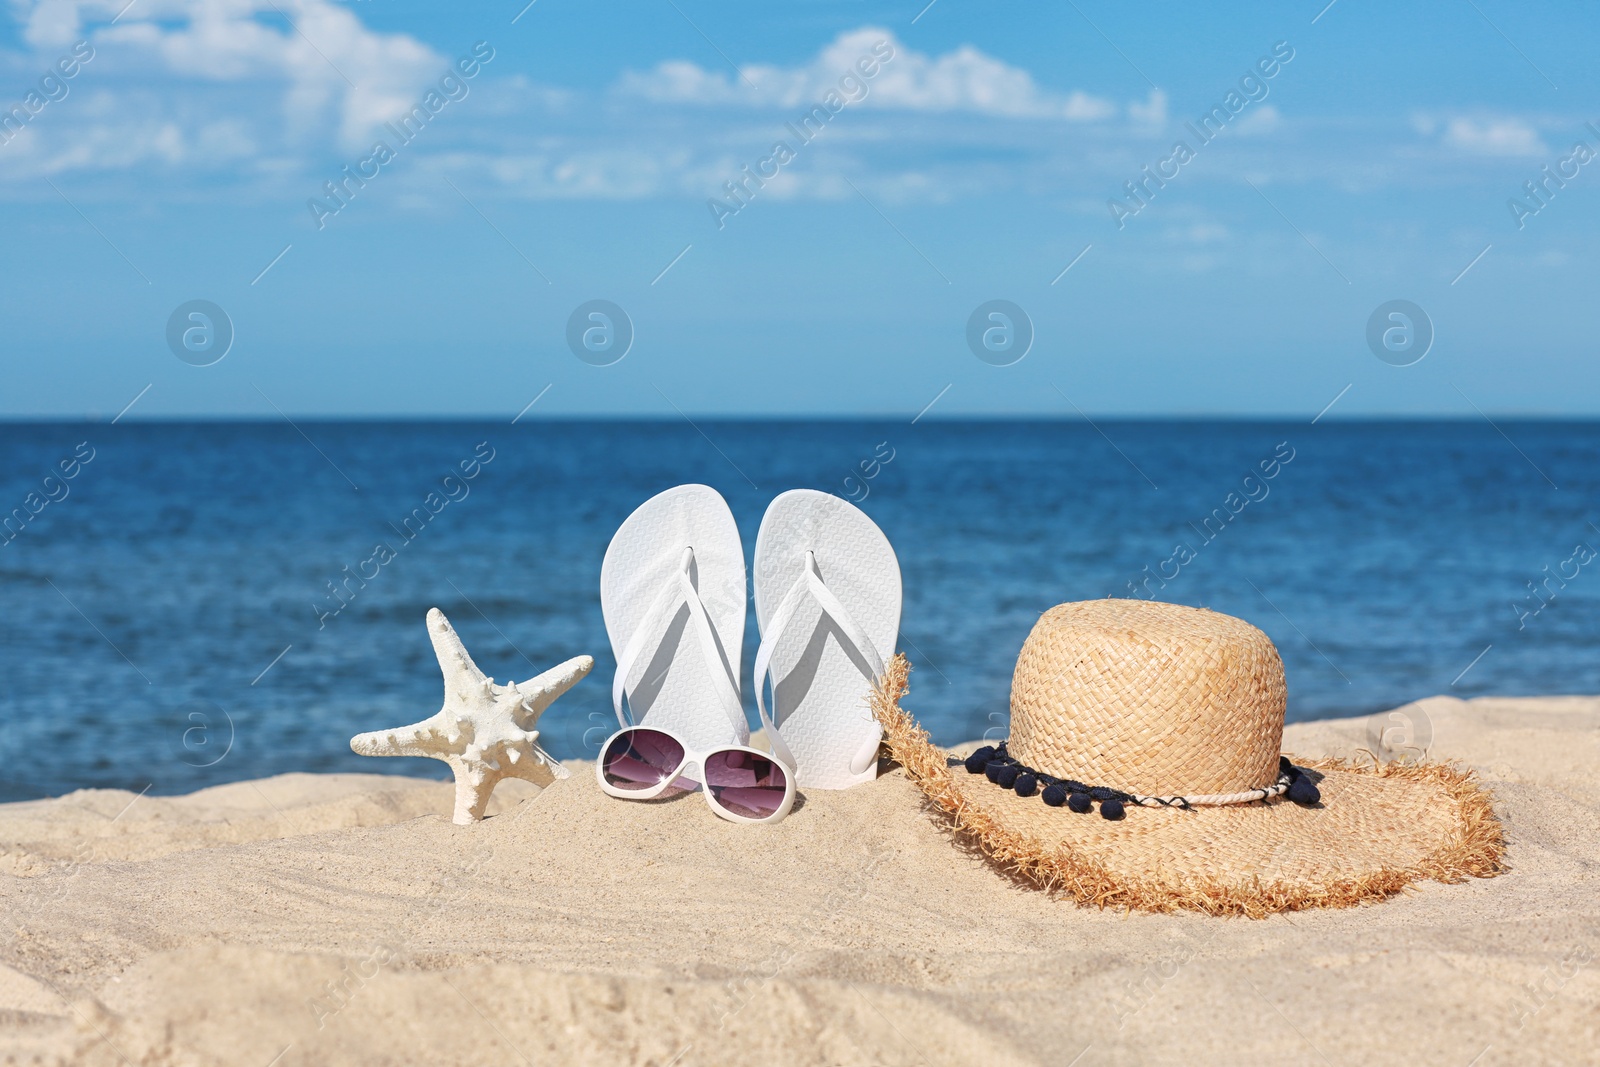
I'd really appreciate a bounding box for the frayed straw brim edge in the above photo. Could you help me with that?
[871,654,1509,918]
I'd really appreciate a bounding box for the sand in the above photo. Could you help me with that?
[2,695,1597,1066]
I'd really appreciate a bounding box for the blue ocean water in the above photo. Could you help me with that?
[1,419,1596,802]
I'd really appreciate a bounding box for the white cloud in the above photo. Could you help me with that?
[1127,88,1166,126]
[1164,223,1229,244]
[10,0,443,147]
[619,26,1118,121]
[1233,104,1280,136]
[623,59,732,105]
[8,6,1557,210]
[1441,116,1546,157]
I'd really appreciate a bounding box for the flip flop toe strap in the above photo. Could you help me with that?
[755,551,886,774]
[613,547,745,737]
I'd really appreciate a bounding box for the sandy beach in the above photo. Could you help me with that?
[3,694,1597,1067]
[2,0,1592,1063]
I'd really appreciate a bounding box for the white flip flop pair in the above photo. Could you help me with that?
[601,485,901,791]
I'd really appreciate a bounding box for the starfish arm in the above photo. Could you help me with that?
[451,762,495,825]
[427,608,489,701]
[514,654,595,720]
[503,734,570,788]
[350,713,455,759]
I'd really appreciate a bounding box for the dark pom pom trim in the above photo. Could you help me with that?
[973,742,1314,819]
[1288,775,1320,805]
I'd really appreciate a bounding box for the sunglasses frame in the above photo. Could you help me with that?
[595,725,797,825]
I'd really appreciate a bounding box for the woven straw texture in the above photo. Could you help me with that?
[873,654,1507,917]
[1010,600,1285,796]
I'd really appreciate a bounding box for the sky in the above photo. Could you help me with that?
[0,0,1596,419]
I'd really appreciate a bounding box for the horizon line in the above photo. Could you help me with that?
[4,412,1599,425]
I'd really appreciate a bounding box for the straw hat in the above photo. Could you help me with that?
[872,600,1506,916]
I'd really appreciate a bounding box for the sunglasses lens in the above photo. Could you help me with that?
[703,749,789,820]
[601,729,686,793]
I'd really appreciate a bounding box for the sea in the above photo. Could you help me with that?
[1,419,1596,802]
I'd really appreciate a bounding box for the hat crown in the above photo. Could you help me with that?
[1008,600,1286,796]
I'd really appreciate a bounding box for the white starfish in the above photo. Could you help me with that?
[351,608,593,824]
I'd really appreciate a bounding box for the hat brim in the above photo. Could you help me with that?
[872,656,1507,917]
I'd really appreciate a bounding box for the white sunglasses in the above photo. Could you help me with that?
[595,725,796,825]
